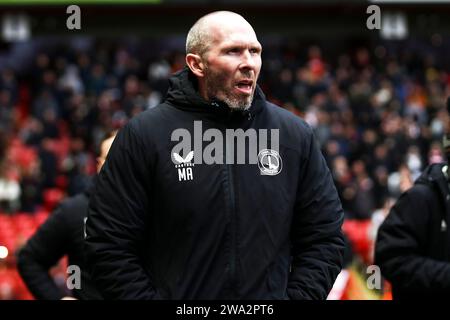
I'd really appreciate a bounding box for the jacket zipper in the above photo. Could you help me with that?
[226,163,238,297]
[223,114,248,297]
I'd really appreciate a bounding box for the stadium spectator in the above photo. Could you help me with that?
[16,131,116,300]
[375,98,450,300]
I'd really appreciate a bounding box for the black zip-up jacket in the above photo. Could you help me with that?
[17,179,102,300]
[85,68,345,300]
[375,163,450,300]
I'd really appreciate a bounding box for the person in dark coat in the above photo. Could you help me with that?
[375,98,450,300]
[17,131,116,300]
[85,11,345,300]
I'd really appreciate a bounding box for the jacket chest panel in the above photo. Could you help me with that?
[151,143,298,226]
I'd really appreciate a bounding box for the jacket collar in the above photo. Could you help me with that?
[415,163,450,217]
[165,66,265,122]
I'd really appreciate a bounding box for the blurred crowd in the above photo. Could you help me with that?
[1,36,449,298]
[264,41,448,219]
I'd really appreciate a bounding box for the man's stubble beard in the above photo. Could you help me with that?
[204,67,255,111]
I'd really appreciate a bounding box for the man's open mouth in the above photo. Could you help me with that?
[235,80,253,94]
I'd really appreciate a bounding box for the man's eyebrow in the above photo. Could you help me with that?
[221,43,262,50]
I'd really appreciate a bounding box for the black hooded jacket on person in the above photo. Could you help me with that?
[85,67,345,300]
[17,179,102,300]
[375,163,450,300]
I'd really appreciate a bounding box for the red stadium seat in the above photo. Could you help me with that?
[342,219,373,265]
[42,188,65,212]
[34,210,50,226]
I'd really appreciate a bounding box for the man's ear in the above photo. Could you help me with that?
[186,53,205,78]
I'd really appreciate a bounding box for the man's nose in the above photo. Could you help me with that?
[240,50,257,71]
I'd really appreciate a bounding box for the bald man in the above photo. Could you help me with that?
[86,11,345,300]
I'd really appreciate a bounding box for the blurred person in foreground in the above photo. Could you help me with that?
[375,98,450,300]
[16,131,116,300]
[85,11,345,300]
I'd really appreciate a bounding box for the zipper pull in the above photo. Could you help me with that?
[441,219,447,232]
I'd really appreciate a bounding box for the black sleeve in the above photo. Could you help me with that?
[85,123,158,300]
[17,205,71,300]
[287,126,346,300]
[375,188,450,292]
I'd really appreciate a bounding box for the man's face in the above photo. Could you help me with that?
[202,24,262,111]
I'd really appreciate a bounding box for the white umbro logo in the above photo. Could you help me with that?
[172,151,194,181]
